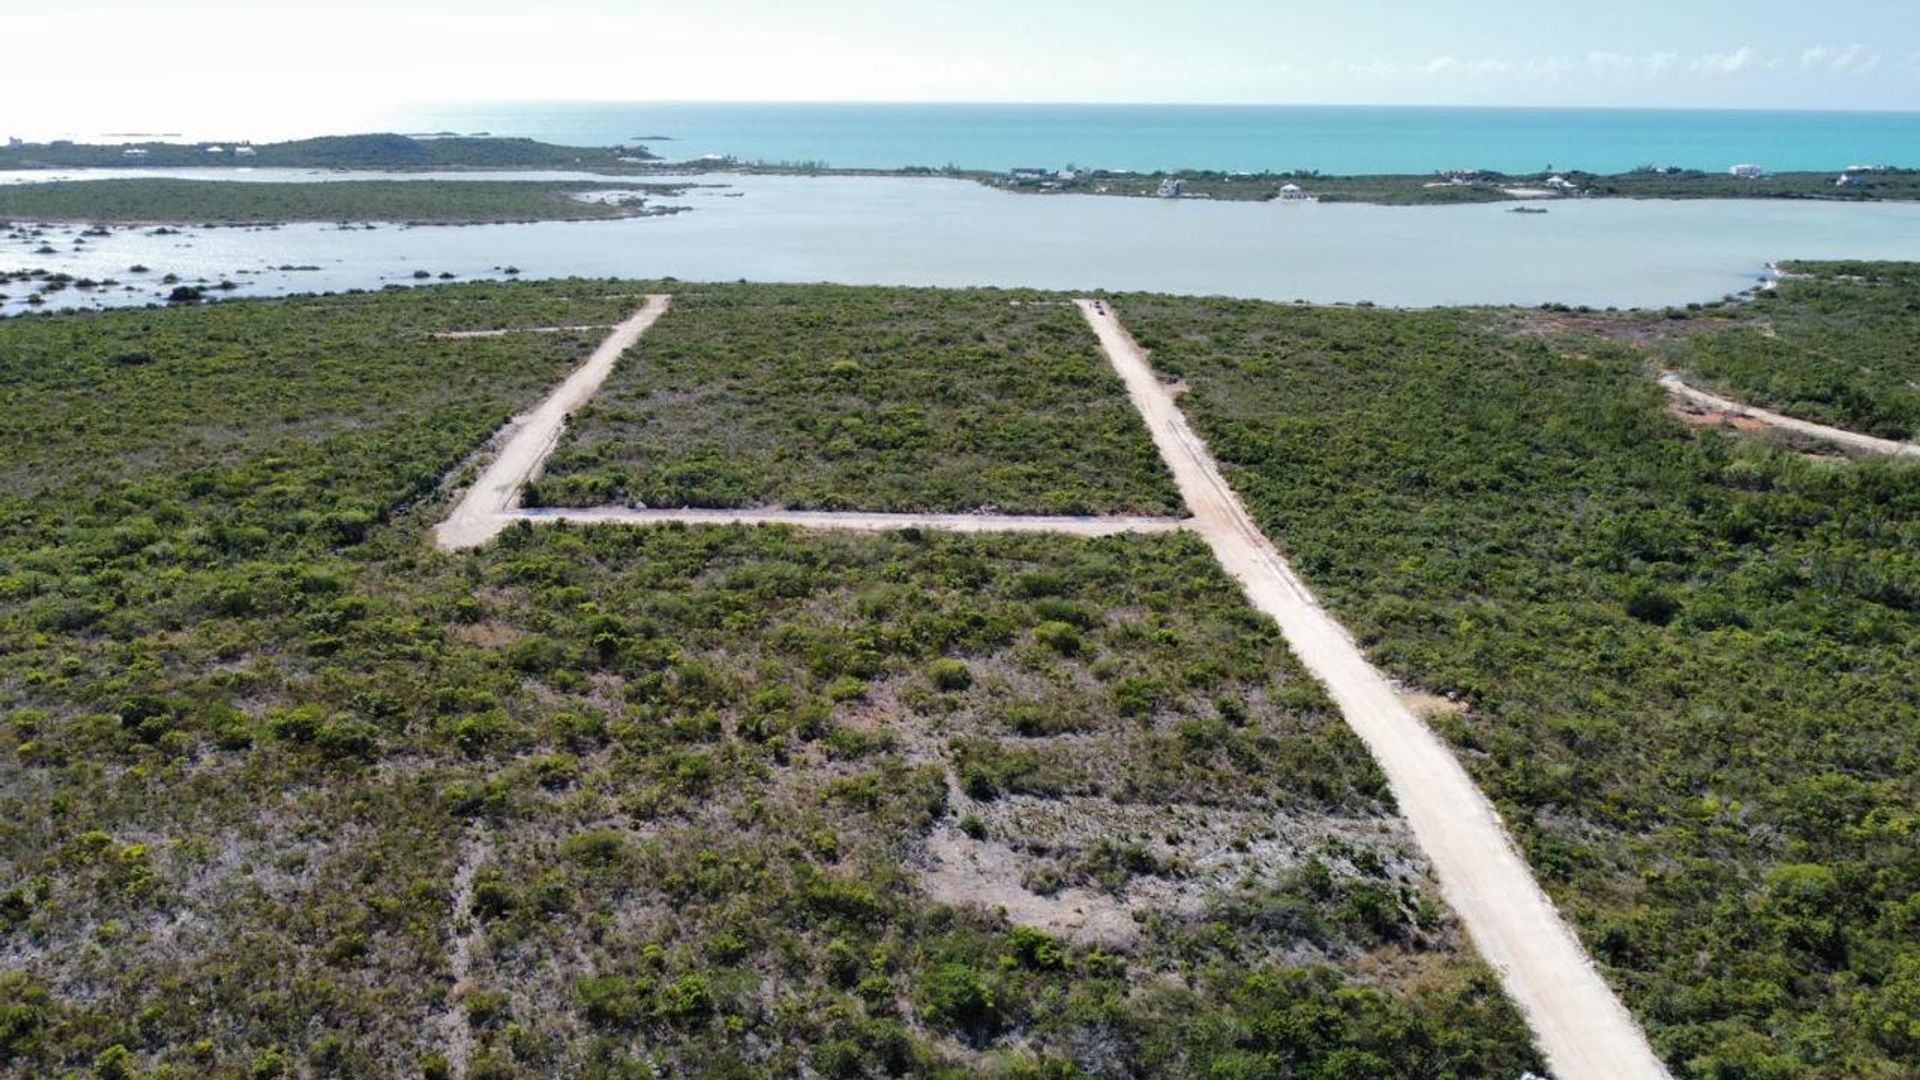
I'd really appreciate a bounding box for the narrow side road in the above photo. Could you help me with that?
[430,324,614,339]
[1660,372,1920,458]
[434,296,672,550]
[512,506,1191,535]
[1077,299,1671,1080]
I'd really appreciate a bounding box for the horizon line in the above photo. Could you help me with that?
[392,98,1920,116]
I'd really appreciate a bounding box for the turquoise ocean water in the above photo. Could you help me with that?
[384,102,1920,174]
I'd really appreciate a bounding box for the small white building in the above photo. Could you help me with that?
[1544,175,1579,192]
[1156,177,1186,198]
[205,146,226,154]
[122,148,148,158]
[1276,183,1311,202]
[234,145,257,157]
[1836,173,1862,188]
[1729,163,1766,179]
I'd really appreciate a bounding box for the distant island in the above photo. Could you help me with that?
[4,134,1916,207]
[0,133,660,171]
[0,178,695,226]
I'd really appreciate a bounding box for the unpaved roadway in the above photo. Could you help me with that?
[1661,372,1920,458]
[513,506,1189,535]
[1077,299,1671,1080]
[430,324,614,339]
[434,296,673,550]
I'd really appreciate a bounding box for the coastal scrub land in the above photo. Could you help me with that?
[992,166,1920,204]
[1662,261,1920,441]
[0,179,691,226]
[0,284,1538,1077]
[530,286,1184,515]
[1120,286,1920,1078]
[0,133,658,172]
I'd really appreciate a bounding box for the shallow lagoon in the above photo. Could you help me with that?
[6,172,1920,314]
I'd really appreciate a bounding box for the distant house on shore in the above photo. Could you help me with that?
[234,145,257,157]
[122,148,148,158]
[1276,183,1311,202]
[205,146,227,154]
[1544,175,1578,193]
[1729,163,1766,179]
[1156,177,1186,198]
[1836,173,1863,187]
[1008,167,1052,184]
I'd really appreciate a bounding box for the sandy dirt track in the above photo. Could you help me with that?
[512,506,1190,535]
[1661,372,1920,457]
[435,296,673,550]
[1077,299,1670,1080]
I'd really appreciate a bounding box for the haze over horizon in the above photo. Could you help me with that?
[10,0,1920,141]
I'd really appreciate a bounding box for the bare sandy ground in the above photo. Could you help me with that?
[434,296,673,550]
[436,826,490,1079]
[1077,299,1669,1080]
[1661,372,1920,458]
[511,506,1189,536]
[430,324,613,339]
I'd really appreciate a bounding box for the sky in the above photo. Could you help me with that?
[7,0,1920,137]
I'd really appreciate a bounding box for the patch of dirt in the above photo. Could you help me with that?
[1401,691,1468,719]
[1667,399,1769,434]
[921,825,1142,947]
[1494,307,1740,346]
[453,621,522,648]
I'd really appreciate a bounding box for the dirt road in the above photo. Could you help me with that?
[430,324,613,339]
[1661,372,1920,458]
[512,506,1189,535]
[1077,299,1670,1080]
[434,296,673,550]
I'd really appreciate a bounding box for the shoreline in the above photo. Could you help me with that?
[5,135,1916,208]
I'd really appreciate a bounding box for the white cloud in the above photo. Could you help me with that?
[1588,51,1678,76]
[1691,45,1758,74]
[1801,44,1881,75]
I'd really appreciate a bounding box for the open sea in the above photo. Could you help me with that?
[368,102,1920,174]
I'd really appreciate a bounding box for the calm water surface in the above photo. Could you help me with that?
[7,173,1920,314]
[357,103,1920,174]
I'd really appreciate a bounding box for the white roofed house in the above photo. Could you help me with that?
[1275,183,1313,202]
[1156,177,1186,197]
[234,145,257,157]
[1729,163,1766,179]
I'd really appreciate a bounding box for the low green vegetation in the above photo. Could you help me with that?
[993,166,1920,205]
[0,283,1539,1076]
[1663,261,1920,441]
[1121,289,1920,1078]
[533,285,1183,515]
[0,133,658,171]
[0,178,691,225]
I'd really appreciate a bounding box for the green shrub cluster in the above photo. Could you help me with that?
[0,179,686,225]
[1665,262,1920,440]
[1124,286,1920,1078]
[533,284,1183,515]
[0,282,1540,1076]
